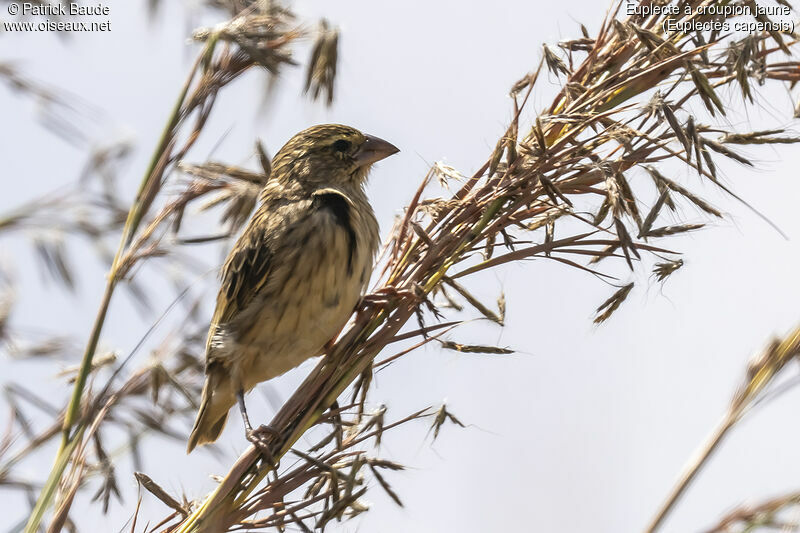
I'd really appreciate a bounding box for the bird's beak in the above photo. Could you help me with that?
[354,134,399,167]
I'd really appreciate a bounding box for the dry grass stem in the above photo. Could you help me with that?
[645,325,800,533]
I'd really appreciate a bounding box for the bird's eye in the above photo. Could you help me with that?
[333,139,351,153]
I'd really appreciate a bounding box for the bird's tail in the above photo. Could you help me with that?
[187,364,236,454]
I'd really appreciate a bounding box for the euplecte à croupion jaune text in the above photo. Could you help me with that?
[626,1,794,34]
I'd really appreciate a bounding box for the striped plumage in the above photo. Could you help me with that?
[187,124,398,453]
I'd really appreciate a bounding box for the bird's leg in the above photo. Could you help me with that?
[236,389,280,469]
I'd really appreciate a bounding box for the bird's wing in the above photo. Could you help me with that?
[205,189,361,362]
[210,215,274,330]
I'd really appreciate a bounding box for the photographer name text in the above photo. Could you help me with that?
[4,3,111,33]
[15,3,108,16]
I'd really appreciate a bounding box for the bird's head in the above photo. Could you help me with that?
[270,124,399,189]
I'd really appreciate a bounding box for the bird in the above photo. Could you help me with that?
[187,124,399,453]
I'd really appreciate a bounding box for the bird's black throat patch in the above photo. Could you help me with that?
[313,192,357,273]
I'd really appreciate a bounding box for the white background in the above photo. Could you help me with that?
[2,1,800,532]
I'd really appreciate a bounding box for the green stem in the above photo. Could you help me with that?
[25,426,85,533]
[122,53,199,247]
[58,281,116,450]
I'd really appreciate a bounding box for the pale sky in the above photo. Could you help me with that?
[2,1,800,532]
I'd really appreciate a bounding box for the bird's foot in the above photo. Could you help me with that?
[246,424,281,469]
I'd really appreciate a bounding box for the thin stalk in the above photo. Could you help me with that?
[121,50,204,248]
[58,283,114,450]
[644,412,736,533]
[645,326,800,532]
[24,426,85,533]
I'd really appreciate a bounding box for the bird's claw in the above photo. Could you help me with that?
[246,424,281,469]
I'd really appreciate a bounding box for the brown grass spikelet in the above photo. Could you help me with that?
[304,19,339,106]
[593,282,634,324]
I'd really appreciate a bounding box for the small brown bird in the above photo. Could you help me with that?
[187,124,398,453]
